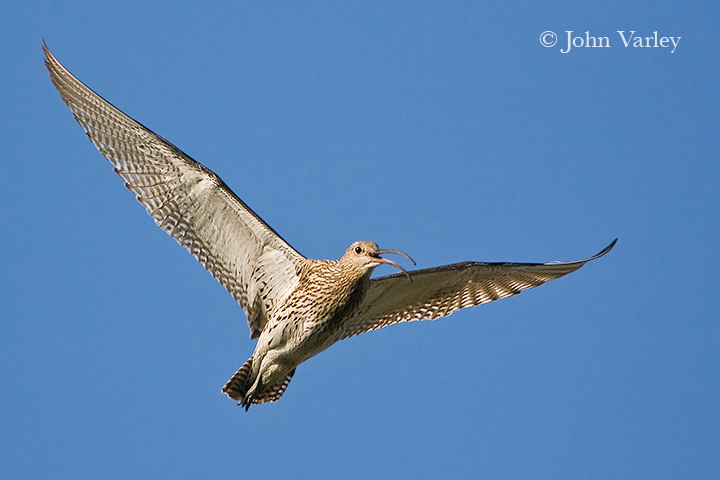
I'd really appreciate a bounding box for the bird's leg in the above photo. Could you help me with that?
[241,377,263,411]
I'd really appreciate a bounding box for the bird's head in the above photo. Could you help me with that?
[340,241,416,279]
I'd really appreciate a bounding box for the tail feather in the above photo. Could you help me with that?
[222,358,253,401]
[255,368,296,404]
[222,359,296,406]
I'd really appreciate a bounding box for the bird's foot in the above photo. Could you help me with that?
[239,379,263,411]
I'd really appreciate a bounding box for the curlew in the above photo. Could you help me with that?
[44,44,616,410]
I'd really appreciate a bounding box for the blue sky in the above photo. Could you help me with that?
[2,1,718,478]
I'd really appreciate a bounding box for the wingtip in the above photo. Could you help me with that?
[606,237,618,252]
[41,40,56,71]
[41,39,50,58]
[592,238,618,260]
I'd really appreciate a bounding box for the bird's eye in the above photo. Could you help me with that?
[354,246,363,254]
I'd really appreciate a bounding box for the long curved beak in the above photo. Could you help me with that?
[369,248,416,281]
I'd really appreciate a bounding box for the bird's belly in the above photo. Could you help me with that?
[266,286,366,367]
[272,322,337,367]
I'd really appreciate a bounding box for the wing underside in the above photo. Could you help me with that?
[44,44,304,338]
[341,240,616,339]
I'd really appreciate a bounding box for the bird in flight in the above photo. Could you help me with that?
[44,44,616,410]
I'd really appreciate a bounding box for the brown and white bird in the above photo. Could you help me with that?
[44,44,616,410]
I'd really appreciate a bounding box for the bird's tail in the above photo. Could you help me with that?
[222,357,254,401]
[222,357,296,406]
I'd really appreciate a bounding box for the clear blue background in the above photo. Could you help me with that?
[2,1,718,478]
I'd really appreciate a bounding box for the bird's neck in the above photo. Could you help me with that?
[298,259,371,316]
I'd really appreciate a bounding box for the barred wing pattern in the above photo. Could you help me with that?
[341,240,616,339]
[44,45,304,339]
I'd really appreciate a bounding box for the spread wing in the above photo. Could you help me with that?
[341,240,616,339]
[44,44,304,339]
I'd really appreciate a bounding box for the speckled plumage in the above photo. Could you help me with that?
[223,242,388,408]
[44,45,616,410]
